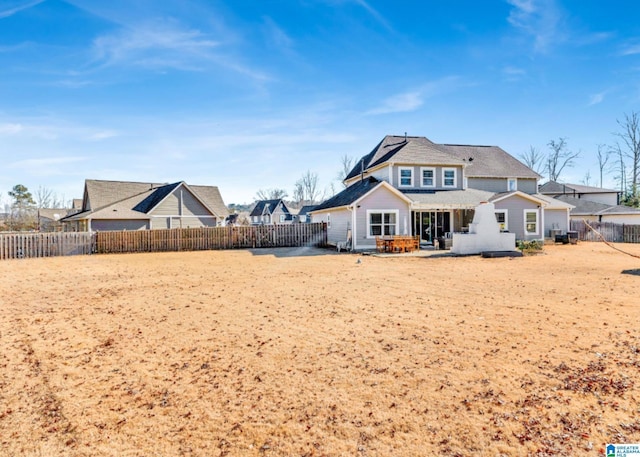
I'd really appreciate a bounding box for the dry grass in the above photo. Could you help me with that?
[2,242,640,456]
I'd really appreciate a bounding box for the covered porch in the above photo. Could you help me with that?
[406,189,495,246]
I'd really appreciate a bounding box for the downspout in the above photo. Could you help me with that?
[540,204,545,242]
[349,204,357,251]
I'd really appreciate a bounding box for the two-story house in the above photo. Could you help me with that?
[311,135,573,250]
[250,199,293,225]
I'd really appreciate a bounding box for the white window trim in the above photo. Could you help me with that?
[398,167,414,187]
[366,209,399,239]
[494,209,508,231]
[420,167,436,188]
[508,178,517,192]
[279,214,285,223]
[524,209,539,235]
[327,213,331,229]
[442,168,457,188]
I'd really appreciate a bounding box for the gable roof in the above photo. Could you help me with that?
[250,199,291,217]
[63,179,228,222]
[539,181,619,195]
[297,205,316,217]
[345,135,540,181]
[345,136,464,180]
[489,190,547,206]
[555,195,640,216]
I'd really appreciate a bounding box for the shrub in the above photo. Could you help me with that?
[517,239,544,254]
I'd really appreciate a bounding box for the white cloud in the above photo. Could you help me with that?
[506,0,563,53]
[588,91,606,106]
[366,77,461,115]
[0,123,23,135]
[620,42,640,56]
[91,18,219,70]
[0,0,44,19]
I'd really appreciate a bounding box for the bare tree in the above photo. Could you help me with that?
[255,188,288,201]
[612,143,628,196]
[35,186,54,209]
[614,111,640,199]
[581,170,592,186]
[519,146,546,175]
[596,144,610,188]
[337,154,354,187]
[547,137,580,182]
[292,181,305,207]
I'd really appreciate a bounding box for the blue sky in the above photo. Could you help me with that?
[1,0,639,206]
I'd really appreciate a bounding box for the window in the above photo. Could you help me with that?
[367,210,398,237]
[494,210,508,231]
[327,213,331,228]
[421,167,435,187]
[443,168,456,187]
[524,210,538,235]
[399,167,413,187]
[279,214,285,223]
[508,178,517,192]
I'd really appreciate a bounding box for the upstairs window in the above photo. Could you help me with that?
[443,168,456,187]
[399,167,413,187]
[421,167,435,187]
[279,214,285,223]
[508,178,517,192]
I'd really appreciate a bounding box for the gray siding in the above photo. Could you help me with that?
[181,189,211,216]
[312,209,351,245]
[468,177,537,194]
[354,187,411,249]
[91,219,149,231]
[494,195,541,241]
[544,209,568,237]
[153,192,180,216]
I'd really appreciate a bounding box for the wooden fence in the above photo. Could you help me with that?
[94,223,328,254]
[0,224,327,260]
[0,232,94,260]
[570,220,640,243]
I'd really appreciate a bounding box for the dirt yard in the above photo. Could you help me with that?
[1,242,640,456]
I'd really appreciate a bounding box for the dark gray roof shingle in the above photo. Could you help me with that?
[313,177,382,211]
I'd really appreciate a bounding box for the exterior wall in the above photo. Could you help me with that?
[578,193,618,205]
[467,177,537,194]
[181,189,211,216]
[152,188,211,217]
[389,164,464,190]
[271,205,292,224]
[570,214,640,225]
[152,192,180,216]
[354,187,411,249]
[91,219,149,231]
[311,208,352,245]
[544,209,569,237]
[493,195,541,241]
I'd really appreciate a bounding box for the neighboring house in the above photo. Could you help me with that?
[250,199,293,225]
[61,179,229,231]
[311,135,572,250]
[38,207,80,232]
[553,195,640,224]
[295,205,316,223]
[539,181,620,206]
